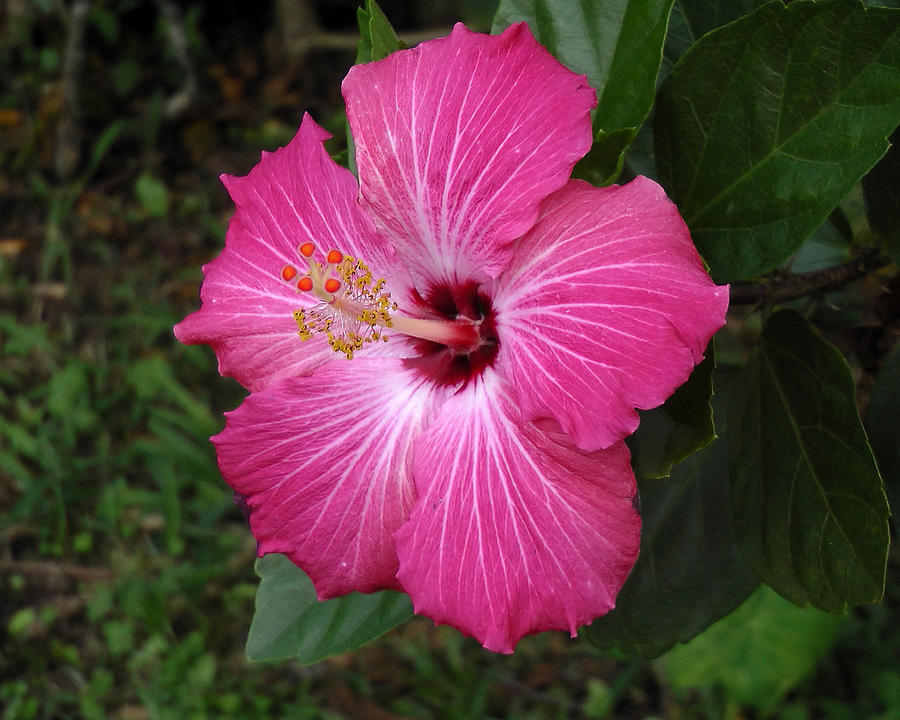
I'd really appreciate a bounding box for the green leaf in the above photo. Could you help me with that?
[112,59,140,97]
[83,120,129,181]
[368,1,402,61]
[89,5,119,43]
[352,0,402,175]
[45,361,94,431]
[8,608,37,637]
[662,584,846,714]
[246,554,413,663]
[862,125,900,263]
[656,0,900,282]
[492,0,674,184]
[664,0,768,71]
[867,343,900,535]
[356,0,402,64]
[134,173,170,218]
[573,128,635,187]
[729,309,889,611]
[356,7,374,64]
[623,0,769,181]
[349,11,371,177]
[788,212,852,274]
[628,345,716,479]
[585,371,759,658]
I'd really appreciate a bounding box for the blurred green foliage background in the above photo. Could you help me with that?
[0,1,897,718]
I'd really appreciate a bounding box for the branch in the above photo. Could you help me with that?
[0,558,115,583]
[54,0,91,178]
[729,248,892,305]
[155,0,198,120]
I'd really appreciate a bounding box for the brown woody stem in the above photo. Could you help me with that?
[729,248,891,306]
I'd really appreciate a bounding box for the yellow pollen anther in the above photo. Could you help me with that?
[292,251,396,359]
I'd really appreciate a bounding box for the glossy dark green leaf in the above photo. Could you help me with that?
[729,309,889,612]
[663,0,767,72]
[585,371,759,658]
[656,0,900,282]
[628,346,716,479]
[246,554,412,664]
[867,344,900,535]
[492,0,673,183]
[663,585,846,714]
[624,0,768,181]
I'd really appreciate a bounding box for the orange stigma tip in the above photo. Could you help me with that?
[281,265,297,282]
[324,278,341,293]
[299,242,315,257]
[326,249,343,264]
[297,277,313,291]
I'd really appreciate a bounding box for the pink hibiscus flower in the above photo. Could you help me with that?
[175,23,728,653]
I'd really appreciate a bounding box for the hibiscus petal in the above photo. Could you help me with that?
[343,23,596,286]
[175,114,401,392]
[395,374,640,653]
[214,358,443,596]
[493,177,729,451]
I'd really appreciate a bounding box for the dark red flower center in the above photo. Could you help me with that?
[404,281,500,387]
